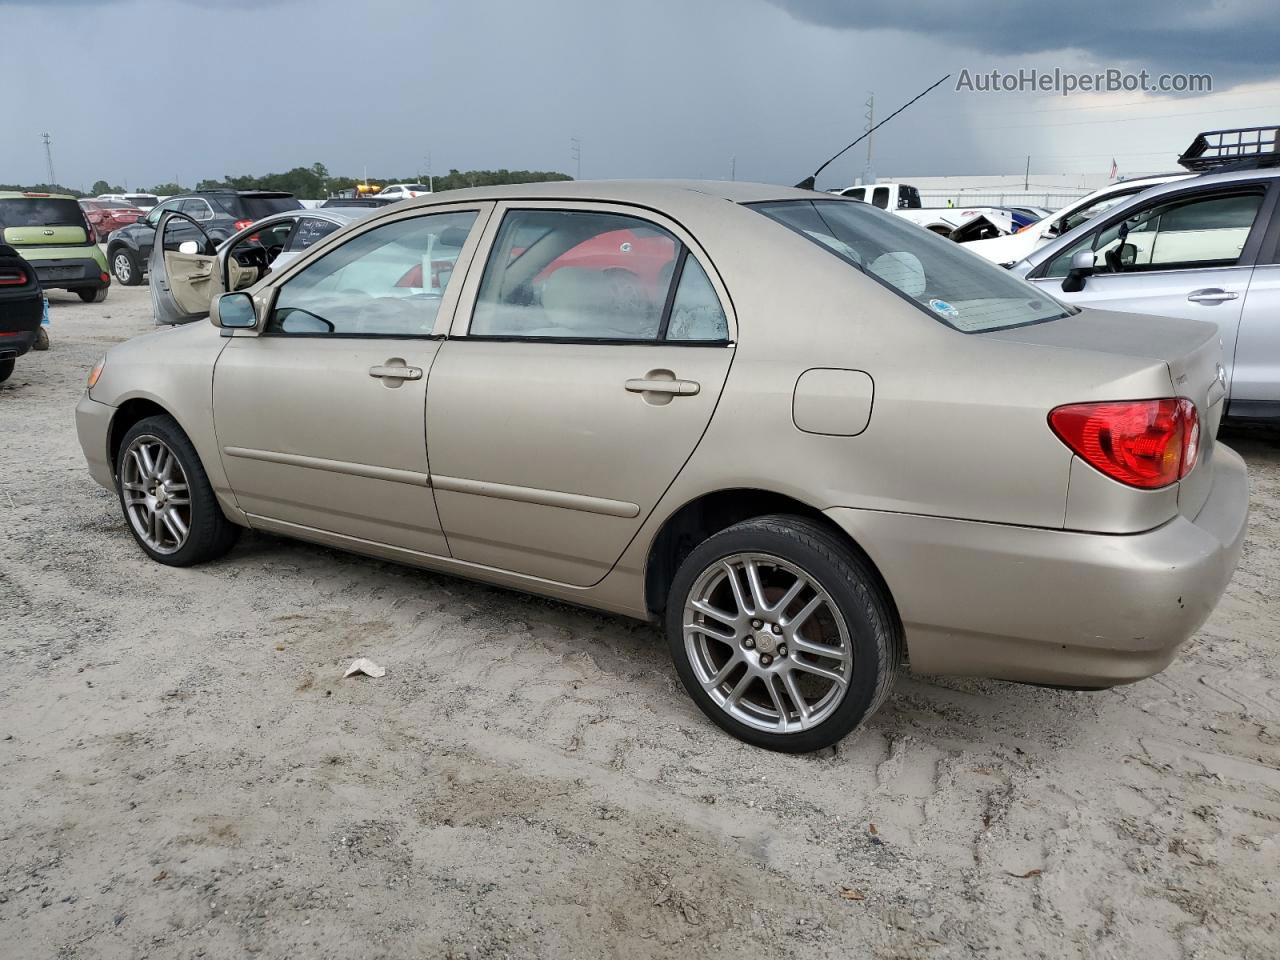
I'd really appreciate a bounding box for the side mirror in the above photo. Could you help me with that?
[1061,249,1095,293]
[211,291,258,330]
[178,240,200,255]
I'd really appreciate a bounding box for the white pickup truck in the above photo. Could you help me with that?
[832,182,1014,241]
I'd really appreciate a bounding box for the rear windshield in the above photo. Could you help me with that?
[751,199,1072,333]
[222,195,302,219]
[0,197,87,228]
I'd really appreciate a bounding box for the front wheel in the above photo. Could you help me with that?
[666,515,902,753]
[116,415,240,566]
[77,286,108,303]
[110,247,142,286]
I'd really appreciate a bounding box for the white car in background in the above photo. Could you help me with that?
[961,173,1192,265]
[377,184,432,201]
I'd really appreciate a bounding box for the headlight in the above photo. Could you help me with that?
[87,356,106,390]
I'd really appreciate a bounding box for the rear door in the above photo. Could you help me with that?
[1231,213,1280,410]
[425,202,736,587]
[1027,183,1276,393]
[151,211,217,325]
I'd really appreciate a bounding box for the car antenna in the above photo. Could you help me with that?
[794,74,951,191]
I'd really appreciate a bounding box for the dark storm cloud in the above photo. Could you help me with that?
[764,0,1279,85]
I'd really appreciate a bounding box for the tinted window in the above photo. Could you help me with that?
[898,186,922,209]
[471,209,680,340]
[753,199,1070,333]
[290,217,341,250]
[871,187,890,209]
[266,211,476,337]
[0,198,85,228]
[1045,190,1264,277]
[226,195,302,219]
[179,198,213,221]
[842,188,865,201]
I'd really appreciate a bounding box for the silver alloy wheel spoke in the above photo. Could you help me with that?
[684,551,853,735]
[120,435,193,556]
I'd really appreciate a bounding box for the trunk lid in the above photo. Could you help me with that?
[984,306,1225,520]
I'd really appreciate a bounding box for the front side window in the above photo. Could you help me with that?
[753,199,1070,333]
[471,209,682,340]
[1044,190,1264,278]
[266,210,476,336]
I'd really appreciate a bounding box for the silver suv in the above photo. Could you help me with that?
[1012,159,1280,422]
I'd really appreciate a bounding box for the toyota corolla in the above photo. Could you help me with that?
[76,181,1248,752]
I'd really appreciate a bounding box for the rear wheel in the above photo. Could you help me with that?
[33,328,49,351]
[0,358,13,384]
[666,515,902,753]
[110,247,142,286]
[77,286,108,303]
[116,415,240,566]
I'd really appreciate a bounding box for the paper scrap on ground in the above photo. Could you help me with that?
[343,658,385,679]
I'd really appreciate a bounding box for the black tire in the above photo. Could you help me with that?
[110,246,142,286]
[665,514,902,753]
[0,358,13,384]
[33,328,49,351]
[116,414,240,566]
[77,286,108,303]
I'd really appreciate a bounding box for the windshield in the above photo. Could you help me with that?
[751,199,1072,333]
[0,197,87,228]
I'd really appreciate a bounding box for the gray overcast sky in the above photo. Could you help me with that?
[4,0,1278,191]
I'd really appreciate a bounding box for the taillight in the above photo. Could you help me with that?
[0,267,27,286]
[234,219,254,231]
[1049,398,1199,489]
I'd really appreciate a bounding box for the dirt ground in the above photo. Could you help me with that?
[2,283,1278,960]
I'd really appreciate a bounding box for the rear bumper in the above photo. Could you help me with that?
[25,253,109,291]
[0,330,37,360]
[76,392,117,490]
[826,444,1249,687]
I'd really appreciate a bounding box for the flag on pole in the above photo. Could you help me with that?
[1109,158,1118,179]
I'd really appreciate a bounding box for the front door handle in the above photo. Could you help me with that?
[369,361,423,381]
[625,377,700,396]
[1187,288,1239,304]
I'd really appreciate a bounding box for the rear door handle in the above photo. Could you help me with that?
[625,377,700,396]
[369,363,423,381]
[1186,288,1239,303]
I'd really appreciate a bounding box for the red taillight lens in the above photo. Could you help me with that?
[0,268,28,286]
[234,219,254,231]
[1049,398,1199,489]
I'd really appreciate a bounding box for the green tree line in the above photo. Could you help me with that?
[5,166,572,199]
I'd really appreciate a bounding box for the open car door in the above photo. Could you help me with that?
[150,210,222,325]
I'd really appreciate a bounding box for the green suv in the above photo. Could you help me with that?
[0,192,110,302]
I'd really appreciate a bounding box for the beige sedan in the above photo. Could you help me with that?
[76,181,1248,752]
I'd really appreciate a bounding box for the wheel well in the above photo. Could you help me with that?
[643,489,894,619]
[107,399,171,471]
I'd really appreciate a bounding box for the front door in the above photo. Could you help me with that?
[151,211,219,325]
[212,205,489,555]
[1028,186,1273,391]
[426,204,736,587]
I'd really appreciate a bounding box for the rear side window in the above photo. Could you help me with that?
[469,209,728,343]
[0,198,86,228]
[752,199,1070,333]
[898,186,922,209]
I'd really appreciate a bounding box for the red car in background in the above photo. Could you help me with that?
[78,199,144,241]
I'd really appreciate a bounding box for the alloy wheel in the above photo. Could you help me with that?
[113,252,132,284]
[120,435,192,555]
[682,552,853,734]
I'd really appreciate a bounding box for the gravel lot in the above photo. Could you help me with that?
[2,283,1278,959]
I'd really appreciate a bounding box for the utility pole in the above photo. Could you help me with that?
[41,132,56,187]
[863,94,874,184]
[570,137,581,180]
[730,156,736,181]
[1024,155,1030,191]
[424,152,433,192]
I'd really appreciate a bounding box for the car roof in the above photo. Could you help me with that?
[385,179,822,211]
[0,191,77,200]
